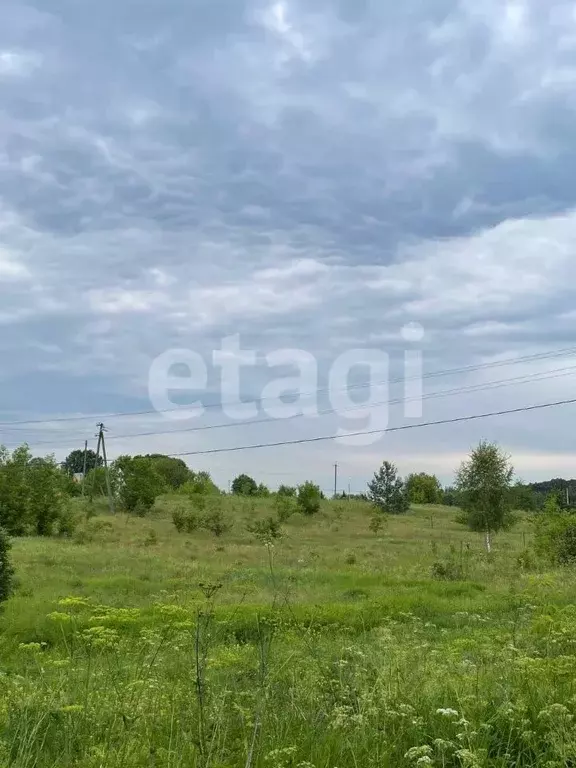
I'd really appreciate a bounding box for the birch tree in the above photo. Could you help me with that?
[455,441,515,553]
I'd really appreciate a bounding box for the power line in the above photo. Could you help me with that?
[1,345,575,429]
[165,396,576,458]
[7,362,576,449]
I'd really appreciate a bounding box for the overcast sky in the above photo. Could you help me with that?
[2,0,576,491]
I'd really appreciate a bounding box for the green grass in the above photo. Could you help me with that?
[2,497,576,767]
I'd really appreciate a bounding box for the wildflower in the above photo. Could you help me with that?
[405,745,433,763]
[58,596,91,609]
[436,708,459,718]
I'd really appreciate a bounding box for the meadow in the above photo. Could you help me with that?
[3,496,576,768]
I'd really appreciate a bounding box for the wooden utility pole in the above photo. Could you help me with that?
[333,463,338,498]
[97,422,115,515]
[89,429,102,504]
[81,440,88,497]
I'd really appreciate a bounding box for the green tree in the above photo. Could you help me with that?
[28,456,65,535]
[277,485,296,497]
[231,474,258,496]
[142,455,191,490]
[367,461,409,515]
[512,481,537,512]
[297,481,322,516]
[256,482,270,497]
[455,441,515,553]
[534,493,576,564]
[0,446,69,536]
[63,448,102,476]
[179,470,220,498]
[405,473,443,504]
[115,456,167,515]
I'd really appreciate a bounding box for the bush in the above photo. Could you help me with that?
[277,485,296,497]
[368,513,386,535]
[172,504,199,534]
[116,456,167,515]
[297,482,322,516]
[274,494,296,522]
[431,559,463,581]
[247,516,283,543]
[0,527,14,604]
[201,499,232,537]
[55,504,80,537]
[534,510,576,564]
[202,509,232,537]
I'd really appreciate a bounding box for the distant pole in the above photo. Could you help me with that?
[348,482,351,497]
[89,430,102,504]
[97,422,115,515]
[567,486,570,507]
[81,440,88,497]
[333,463,338,498]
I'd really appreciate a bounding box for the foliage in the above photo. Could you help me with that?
[63,448,102,476]
[247,516,283,543]
[201,498,232,537]
[0,527,14,604]
[455,440,516,551]
[534,495,576,564]
[115,456,167,515]
[178,471,220,498]
[85,466,119,500]
[140,455,191,490]
[231,473,258,496]
[405,472,443,504]
[171,503,199,534]
[297,481,322,516]
[277,484,296,497]
[368,513,387,535]
[0,446,70,536]
[512,481,538,511]
[274,493,296,522]
[256,482,270,497]
[367,460,410,515]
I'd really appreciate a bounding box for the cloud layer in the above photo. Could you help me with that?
[2,0,576,487]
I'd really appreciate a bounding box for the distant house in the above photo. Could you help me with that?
[73,473,84,483]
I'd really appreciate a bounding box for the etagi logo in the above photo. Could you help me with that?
[148,323,424,447]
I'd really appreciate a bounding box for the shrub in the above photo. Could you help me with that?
[172,504,199,534]
[201,499,232,537]
[369,513,386,535]
[0,527,14,604]
[431,559,463,581]
[274,494,296,522]
[55,504,80,537]
[202,509,232,537]
[297,482,322,516]
[247,516,283,544]
[116,456,167,515]
[534,509,576,564]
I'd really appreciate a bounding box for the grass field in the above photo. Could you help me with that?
[3,497,576,767]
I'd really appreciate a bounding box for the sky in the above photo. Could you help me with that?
[2,0,576,492]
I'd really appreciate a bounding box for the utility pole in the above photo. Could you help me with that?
[89,428,102,504]
[567,486,571,508]
[97,422,115,515]
[81,440,88,497]
[333,463,338,498]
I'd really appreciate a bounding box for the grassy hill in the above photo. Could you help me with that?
[3,497,576,767]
